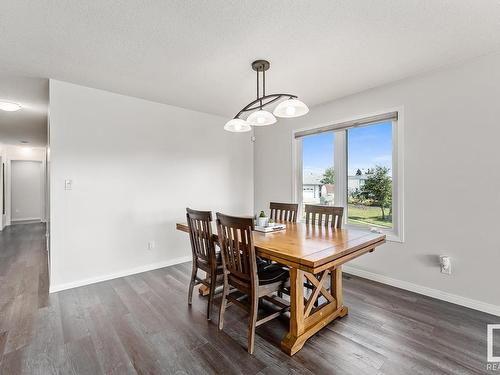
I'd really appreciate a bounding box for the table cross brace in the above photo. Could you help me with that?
[303,271,335,318]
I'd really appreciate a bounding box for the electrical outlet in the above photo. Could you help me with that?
[440,255,451,274]
[147,241,155,250]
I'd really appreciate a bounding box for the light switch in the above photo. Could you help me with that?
[65,179,73,190]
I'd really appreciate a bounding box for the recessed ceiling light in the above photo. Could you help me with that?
[0,101,22,112]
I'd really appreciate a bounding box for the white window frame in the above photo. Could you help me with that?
[291,108,405,242]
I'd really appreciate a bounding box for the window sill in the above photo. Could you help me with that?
[295,220,404,243]
[345,224,404,243]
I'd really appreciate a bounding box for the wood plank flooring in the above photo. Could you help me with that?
[0,223,498,374]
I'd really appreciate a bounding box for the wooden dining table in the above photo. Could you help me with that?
[176,221,386,355]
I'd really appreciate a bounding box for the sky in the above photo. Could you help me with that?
[302,121,392,176]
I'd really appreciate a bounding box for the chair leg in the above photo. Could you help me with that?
[188,264,197,305]
[207,267,216,320]
[218,278,229,330]
[247,292,258,355]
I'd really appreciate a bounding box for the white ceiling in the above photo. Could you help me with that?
[1,0,500,131]
[0,75,48,146]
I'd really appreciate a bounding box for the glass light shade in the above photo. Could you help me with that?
[0,101,21,112]
[224,118,251,132]
[273,98,309,118]
[246,110,277,126]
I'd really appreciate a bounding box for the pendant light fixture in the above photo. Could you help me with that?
[224,60,308,132]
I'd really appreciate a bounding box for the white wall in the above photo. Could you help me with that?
[0,145,4,229]
[0,145,46,229]
[254,52,500,314]
[11,160,43,221]
[49,80,253,291]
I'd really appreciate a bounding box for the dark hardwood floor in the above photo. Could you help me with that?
[0,223,498,374]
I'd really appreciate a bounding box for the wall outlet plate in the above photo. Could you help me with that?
[439,255,451,274]
[148,241,155,250]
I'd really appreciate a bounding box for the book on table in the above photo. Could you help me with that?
[254,223,286,233]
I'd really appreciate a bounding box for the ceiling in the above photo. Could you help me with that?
[1,1,500,130]
[0,75,48,146]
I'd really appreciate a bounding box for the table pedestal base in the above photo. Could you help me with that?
[281,266,346,356]
[281,305,348,355]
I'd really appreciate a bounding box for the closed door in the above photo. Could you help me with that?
[11,161,42,221]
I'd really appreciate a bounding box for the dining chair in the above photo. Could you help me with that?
[268,202,298,293]
[216,212,290,354]
[269,202,299,223]
[304,204,344,228]
[303,205,344,305]
[186,208,223,320]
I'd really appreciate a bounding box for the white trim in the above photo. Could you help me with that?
[343,265,500,317]
[292,106,404,136]
[291,135,302,211]
[392,111,405,242]
[49,255,192,293]
[11,217,41,222]
[342,224,401,243]
[294,111,399,138]
[334,131,347,209]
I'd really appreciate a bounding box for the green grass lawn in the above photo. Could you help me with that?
[347,204,392,228]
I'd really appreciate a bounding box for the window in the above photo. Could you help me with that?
[347,122,393,229]
[301,132,335,215]
[294,111,403,241]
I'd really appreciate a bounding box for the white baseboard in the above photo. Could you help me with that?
[343,265,500,317]
[49,255,192,293]
[11,217,41,222]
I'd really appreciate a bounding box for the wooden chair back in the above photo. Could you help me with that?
[186,208,216,265]
[216,213,257,288]
[304,205,344,228]
[269,202,298,223]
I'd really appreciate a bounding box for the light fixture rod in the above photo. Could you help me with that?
[231,59,300,119]
[234,93,298,119]
[263,68,266,97]
[256,68,259,100]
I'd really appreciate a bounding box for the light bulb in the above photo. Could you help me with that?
[273,98,309,118]
[247,110,276,126]
[285,106,296,116]
[224,118,251,132]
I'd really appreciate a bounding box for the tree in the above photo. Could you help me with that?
[320,167,335,185]
[361,165,392,220]
[355,169,362,176]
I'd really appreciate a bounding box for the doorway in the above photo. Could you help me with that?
[11,160,43,223]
